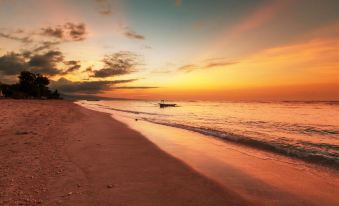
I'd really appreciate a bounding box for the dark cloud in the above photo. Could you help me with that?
[92,68,126,77]
[65,23,87,41]
[0,53,27,75]
[92,52,140,78]
[41,27,64,39]
[63,60,81,74]
[0,49,152,94]
[85,66,93,73]
[19,51,32,59]
[124,30,145,40]
[32,41,61,53]
[0,50,81,77]
[20,40,60,59]
[1,49,141,79]
[113,86,159,89]
[29,50,64,66]
[40,22,87,41]
[0,32,33,44]
[0,51,63,76]
[28,50,64,75]
[1,22,87,48]
[51,77,138,94]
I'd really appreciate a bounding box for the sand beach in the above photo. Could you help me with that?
[0,100,249,205]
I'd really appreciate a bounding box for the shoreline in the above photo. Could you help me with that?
[77,101,339,169]
[78,100,339,206]
[0,100,249,205]
[142,119,339,169]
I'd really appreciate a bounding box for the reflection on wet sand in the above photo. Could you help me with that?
[115,114,339,206]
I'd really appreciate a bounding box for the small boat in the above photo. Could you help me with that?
[159,100,177,108]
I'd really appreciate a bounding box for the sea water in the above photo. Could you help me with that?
[78,100,339,167]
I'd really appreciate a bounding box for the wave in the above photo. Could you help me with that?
[82,101,339,168]
[242,120,339,136]
[281,100,339,106]
[303,127,339,135]
[142,118,339,168]
[94,105,164,116]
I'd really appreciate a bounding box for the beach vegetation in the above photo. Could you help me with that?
[0,71,61,99]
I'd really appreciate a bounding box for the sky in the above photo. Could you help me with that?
[0,0,339,101]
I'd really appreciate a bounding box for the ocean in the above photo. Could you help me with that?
[77,100,339,167]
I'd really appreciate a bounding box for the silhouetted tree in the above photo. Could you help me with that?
[35,74,50,97]
[18,71,37,97]
[0,84,22,98]
[0,71,61,99]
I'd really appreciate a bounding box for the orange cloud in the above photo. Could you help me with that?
[178,58,238,73]
[205,61,239,69]
[168,32,339,100]
[177,64,199,72]
[230,36,339,90]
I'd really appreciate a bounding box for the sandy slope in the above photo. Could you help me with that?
[0,100,250,206]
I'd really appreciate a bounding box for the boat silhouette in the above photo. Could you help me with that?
[159,100,177,108]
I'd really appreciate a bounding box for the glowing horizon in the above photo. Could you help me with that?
[1,0,339,100]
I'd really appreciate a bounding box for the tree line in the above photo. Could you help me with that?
[0,71,61,99]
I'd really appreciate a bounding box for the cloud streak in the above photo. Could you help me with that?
[112,86,158,89]
[205,61,239,68]
[178,59,239,73]
[32,41,61,53]
[0,32,33,44]
[51,77,139,94]
[230,0,296,36]
[178,64,199,72]
[63,60,82,74]
[124,30,145,40]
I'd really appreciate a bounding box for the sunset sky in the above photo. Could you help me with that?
[1,0,339,100]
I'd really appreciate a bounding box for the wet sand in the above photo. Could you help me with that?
[0,100,250,206]
[122,118,339,206]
